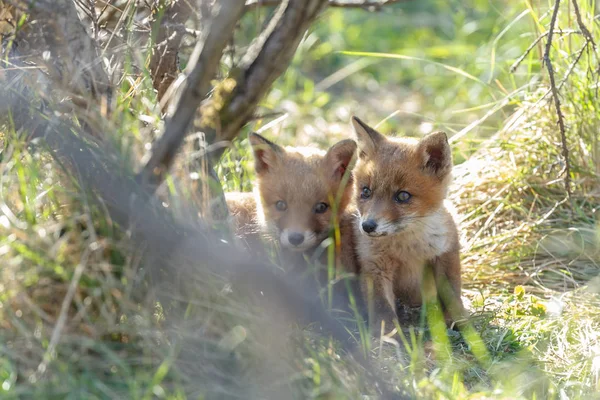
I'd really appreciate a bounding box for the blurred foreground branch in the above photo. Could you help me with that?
[142,0,330,210]
[23,0,112,106]
[2,96,399,398]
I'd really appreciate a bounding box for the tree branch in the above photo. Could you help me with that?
[138,0,246,191]
[510,29,580,73]
[207,0,328,156]
[571,0,595,48]
[543,0,572,199]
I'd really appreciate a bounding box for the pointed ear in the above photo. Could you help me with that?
[418,131,452,178]
[351,116,386,158]
[249,132,284,174]
[323,139,357,181]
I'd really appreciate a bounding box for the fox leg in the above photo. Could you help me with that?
[430,250,468,328]
[360,267,398,334]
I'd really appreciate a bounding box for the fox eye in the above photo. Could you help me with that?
[394,191,411,203]
[360,186,372,199]
[314,202,329,214]
[275,200,287,211]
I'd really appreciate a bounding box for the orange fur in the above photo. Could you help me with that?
[350,116,466,332]
[224,191,265,254]
[225,133,360,274]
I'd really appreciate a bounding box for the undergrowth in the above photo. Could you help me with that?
[0,1,600,399]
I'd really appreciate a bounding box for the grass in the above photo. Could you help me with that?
[1,0,600,399]
[249,0,535,164]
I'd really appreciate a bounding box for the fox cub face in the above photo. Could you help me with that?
[351,116,453,237]
[250,133,357,251]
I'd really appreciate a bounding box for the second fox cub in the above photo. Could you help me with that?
[226,132,359,274]
[351,116,466,330]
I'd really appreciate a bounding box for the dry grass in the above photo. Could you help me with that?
[445,68,600,397]
[1,2,600,399]
[453,103,600,295]
[2,60,600,400]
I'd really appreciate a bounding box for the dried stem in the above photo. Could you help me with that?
[510,30,580,73]
[571,0,595,48]
[543,0,572,199]
[557,42,589,92]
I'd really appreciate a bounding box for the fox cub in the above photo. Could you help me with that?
[225,132,360,275]
[350,116,466,331]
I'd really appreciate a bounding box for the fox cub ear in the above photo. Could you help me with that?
[249,132,283,174]
[418,131,452,178]
[324,139,357,181]
[351,116,386,158]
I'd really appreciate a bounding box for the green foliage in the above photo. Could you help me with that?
[236,1,536,163]
[2,0,600,399]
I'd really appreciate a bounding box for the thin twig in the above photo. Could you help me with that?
[510,29,580,73]
[533,41,589,118]
[571,0,595,48]
[570,0,599,85]
[557,42,589,92]
[543,0,572,199]
[534,40,591,104]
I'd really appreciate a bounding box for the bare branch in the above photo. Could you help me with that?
[208,0,328,154]
[138,0,246,191]
[510,29,580,73]
[543,0,572,199]
[571,0,595,48]
[557,42,589,92]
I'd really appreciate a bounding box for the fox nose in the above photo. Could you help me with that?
[288,232,305,246]
[362,219,378,233]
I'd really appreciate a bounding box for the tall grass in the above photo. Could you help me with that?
[0,0,599,399]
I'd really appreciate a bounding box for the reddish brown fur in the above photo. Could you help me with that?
[225,133,360,274]
[256,146,351,245]
[224,192,265,254]
[351,116,466,332]
[226,191,258,234]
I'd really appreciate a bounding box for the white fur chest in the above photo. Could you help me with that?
[355,209,451,268]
